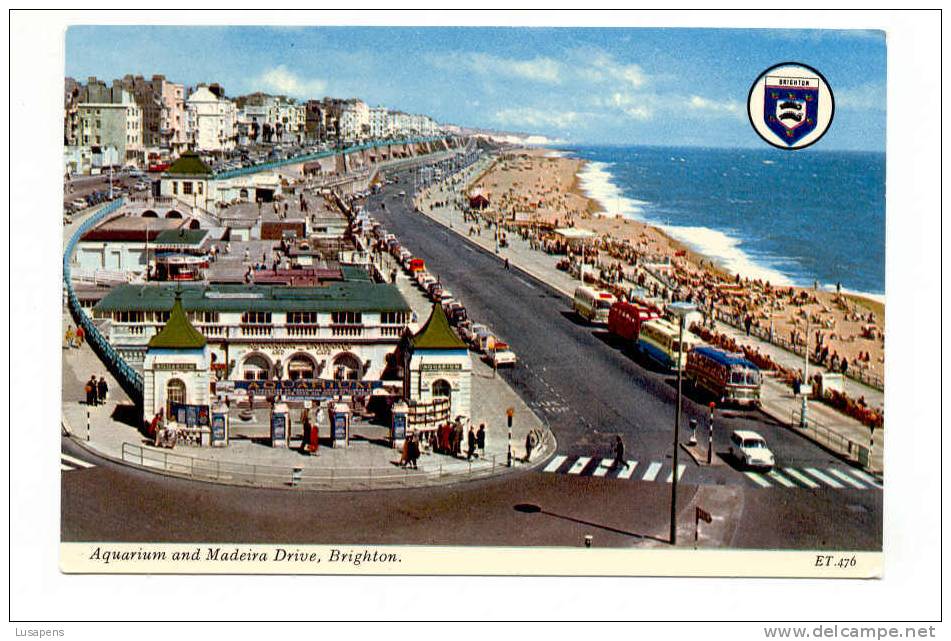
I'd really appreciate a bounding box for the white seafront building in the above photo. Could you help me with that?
[186,85,237,152]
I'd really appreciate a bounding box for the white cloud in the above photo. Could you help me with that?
[623,106,652,120]
[433,52,562,84]
[588,51,647,89]
[687,95,742,115]
[254,65,327,98]
[492,107,581,129]
[834,83,885,110]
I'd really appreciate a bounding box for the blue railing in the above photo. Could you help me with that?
[63,198,144,403]
[214,136,450,180]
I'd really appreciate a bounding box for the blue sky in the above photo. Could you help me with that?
[66,26,886,151]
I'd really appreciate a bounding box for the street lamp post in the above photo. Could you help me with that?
[801,316,810,428]
[667,301,696,546]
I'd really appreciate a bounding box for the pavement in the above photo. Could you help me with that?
[413,159,883,474]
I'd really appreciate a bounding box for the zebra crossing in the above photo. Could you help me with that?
[542,455,688,485]
[743,466,882,491]
[61,452,96,472]
[541,454,882,491]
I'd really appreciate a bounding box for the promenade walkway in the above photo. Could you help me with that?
[415,160,883,473]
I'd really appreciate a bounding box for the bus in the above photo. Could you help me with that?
[573,286,616,324]
[686,346,763,406]
[608,301,661,343]
[637,318,697,370]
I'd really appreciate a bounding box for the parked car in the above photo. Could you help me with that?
[466,324,492,352]
[729,430,775,471]
[487,342,517,367]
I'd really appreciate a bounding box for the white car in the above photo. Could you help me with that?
[729,430,775,471]
[487,343,517,367]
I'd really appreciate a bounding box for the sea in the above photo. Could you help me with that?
[562,146,885,300]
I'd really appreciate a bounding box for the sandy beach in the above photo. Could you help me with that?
[470,148,885,383]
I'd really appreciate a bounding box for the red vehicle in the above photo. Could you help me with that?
[148,162,171,173]
[608,301,661,342]
[409,258,425,273]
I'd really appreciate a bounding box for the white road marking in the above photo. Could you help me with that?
[616,460,638,480]
[665,464,686,483]
[61,453,94,469]
[592,458,613,477]
[804,467,845,489]
[767,470,797,488]
[543,455,567,473]
[567,456,592,475]
[828,468,868,490]
[846,468,883,489]
[641,462,662,482]
[783,468,820,488]
[744,471,772,488]
[516,277,537,291]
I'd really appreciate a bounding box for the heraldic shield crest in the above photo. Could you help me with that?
[748,62,834,150]
[763,76,820,146]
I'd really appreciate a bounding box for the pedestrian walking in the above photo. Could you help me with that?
[524,430,536,462]
[96,376,109,405]
[504,257,510,270]
[408,435,420,469]
[399,436,410,467]
[84,376,97,406]
[300,409,311,453]
[612,435,628,470]
[466,426,477,461]
[75,325,85,347]
[476,423,486,457]
[64,326,75,349]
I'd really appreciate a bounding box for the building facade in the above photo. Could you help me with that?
[76,78,144,164]
[94,282,413,388]
[186,85,237,152]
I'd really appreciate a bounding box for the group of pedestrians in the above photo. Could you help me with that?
[84,375,109,406]
[63,324,85,349]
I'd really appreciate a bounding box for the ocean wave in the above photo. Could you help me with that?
[821,283,886,303]
[577,161,649,219]
[659,224,797,287]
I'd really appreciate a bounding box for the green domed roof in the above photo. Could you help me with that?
[148,293,207,350]
[412,303,466,350]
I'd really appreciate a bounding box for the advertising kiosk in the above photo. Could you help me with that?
[211,402,229,447]
[270,401,290,448]
[391,401,408,450]
[329,402,351,448]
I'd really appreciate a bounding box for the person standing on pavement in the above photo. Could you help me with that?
[612,435,628,470]
[408,435,420,469]
[476,423,486,457]
[466,426,477,461]
[96,376,108,405]
[64,326,75,349]
[524,430,536,462]
[75,325,85,348]
[85,375,97,406]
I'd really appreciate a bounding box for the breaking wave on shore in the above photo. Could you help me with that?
[577,161,649,218]
[659,225,797,287]
[579,158,801,288]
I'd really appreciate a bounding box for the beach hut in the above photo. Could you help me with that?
[468,193,490,210]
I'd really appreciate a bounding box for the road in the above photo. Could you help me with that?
[61,437,879,549]
[371,169,878,488]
